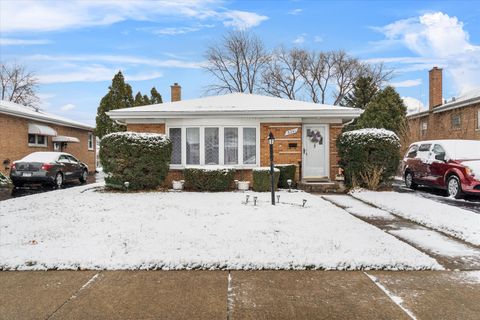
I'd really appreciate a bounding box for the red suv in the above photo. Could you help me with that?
[403,140,480,199]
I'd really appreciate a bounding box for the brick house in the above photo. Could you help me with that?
[407,67,480,145]
[107,84,362,187]
[0,100,96,174]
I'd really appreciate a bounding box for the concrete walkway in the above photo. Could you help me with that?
[1,270,479,320]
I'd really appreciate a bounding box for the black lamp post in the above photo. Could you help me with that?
[268,132,276,205]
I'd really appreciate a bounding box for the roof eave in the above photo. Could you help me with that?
[433,96,480,113]
[0,107,93,131]
[107,109,363,120]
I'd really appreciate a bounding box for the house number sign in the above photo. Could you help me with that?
[284,128,299,136]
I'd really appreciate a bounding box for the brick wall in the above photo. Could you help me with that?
[0,113,96,174]
[260,123,302,180]
[126,123,165,134]
[429,67,443,110]
[329,124,342,180]
[129,121,343,183]
[407,103,480,146]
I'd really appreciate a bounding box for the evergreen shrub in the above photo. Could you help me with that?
[252,167,280,192]
[337,128,400,189]
[100,132,171,190]
[275,164,297,188]
[184,167,235,191]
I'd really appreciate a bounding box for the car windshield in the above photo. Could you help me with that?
[444,141,480,160]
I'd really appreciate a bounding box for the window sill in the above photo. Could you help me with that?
[28,144,48,148]
[169,164,260,170]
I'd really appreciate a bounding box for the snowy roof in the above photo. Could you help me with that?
[107,93,362,120]
[0,100,93,130]
[433,88,480,113]
[407,88,480,117]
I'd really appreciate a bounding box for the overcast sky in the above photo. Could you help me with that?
[1,0,479,125]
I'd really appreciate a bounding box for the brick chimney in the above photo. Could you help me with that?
[429,67,443,110]
[170,83,181,102]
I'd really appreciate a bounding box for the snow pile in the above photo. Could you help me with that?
[351,190,480,246]
[253,167,280,172]
[184,165,235,172]
[0,186,440,271]
[340,128,399,146]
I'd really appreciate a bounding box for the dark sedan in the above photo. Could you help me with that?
[10,152,89,188]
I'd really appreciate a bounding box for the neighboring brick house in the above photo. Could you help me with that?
[107,84,362,187]
[0,100,96,174]
[407,67,480,145]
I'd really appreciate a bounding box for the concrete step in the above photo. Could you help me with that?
[297,180,346,193]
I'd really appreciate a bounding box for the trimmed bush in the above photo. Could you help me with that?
[100,132,172,190]
[0,172,12,187]
[252,167,280,192]
[184,167,235,191]
[275,164,296,188]
[337,128,400,189]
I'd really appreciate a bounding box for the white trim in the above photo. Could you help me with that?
[301,124,329,180]
[165,124,260,168]
[88,133,94,150]
[125,118,165,124]
[477,109,480,130]
[28,134,48,147]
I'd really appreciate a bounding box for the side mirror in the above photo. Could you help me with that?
[435,153,446,162]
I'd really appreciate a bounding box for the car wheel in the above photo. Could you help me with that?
[79,169,88,183]
[405,171,417,190]
[54,172,63,189]
[447,175,463,199]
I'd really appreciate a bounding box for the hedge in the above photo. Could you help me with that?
[337,128,400,189]
[275,164,296,188]
[252,167,280,192]
[184,167,235,191]
[100,132,172,190]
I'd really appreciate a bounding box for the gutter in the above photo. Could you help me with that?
[107,109,363,120]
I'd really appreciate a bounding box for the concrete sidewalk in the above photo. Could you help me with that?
[1,270,479,320]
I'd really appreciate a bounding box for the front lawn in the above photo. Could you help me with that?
[0,184,440,270]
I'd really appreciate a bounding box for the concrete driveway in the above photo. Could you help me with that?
[1,270,479,320]
[392,178,480,214]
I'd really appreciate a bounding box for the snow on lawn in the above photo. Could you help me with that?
[0,185,441,271]
[389,228,480,258]
[351,190,480,246]
[322,195,395,220]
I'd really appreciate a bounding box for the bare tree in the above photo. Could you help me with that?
[0,63,39,107]
[297,50,392,105]
[203,31,270,94]
[331,50,363,105]
[261,47,305,100]
[298,50,336,104]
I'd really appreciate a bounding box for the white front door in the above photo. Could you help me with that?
[302,125,328,179]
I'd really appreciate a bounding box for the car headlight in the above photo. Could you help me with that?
[465,167,475,177]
